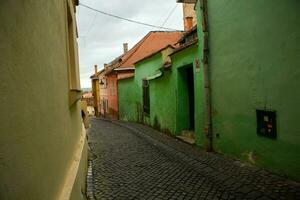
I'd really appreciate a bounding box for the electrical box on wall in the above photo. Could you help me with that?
[256,110,277,139]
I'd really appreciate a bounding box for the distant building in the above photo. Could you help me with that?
[87,106,95,116]
[91,65,100,116]
[92,31,183,120]
[82,92,93,106]
[118,1,198,138]
[0,0,88,199]
[82,91,95,116]
[118,26,200,144]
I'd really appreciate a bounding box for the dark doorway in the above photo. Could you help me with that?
[186,66,195,130]
[177,65,195,133]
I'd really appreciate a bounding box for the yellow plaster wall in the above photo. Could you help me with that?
[0,0,87,199]
[161,47,175,63]
[92,79,100,116]
[81,100,90,128]
[70,139,88,200]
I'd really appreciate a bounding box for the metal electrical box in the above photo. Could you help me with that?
[256,110,277,139]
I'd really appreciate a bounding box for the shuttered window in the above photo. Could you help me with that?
[142,80,150,115]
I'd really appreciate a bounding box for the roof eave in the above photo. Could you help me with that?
[170,39,198,56]
[114,67,135,71]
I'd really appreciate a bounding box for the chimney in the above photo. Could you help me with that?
[104,63,109,70]
[182,3,196,31]
[94,64,98,75]
[184,17,193,31]
[123,43,128,54]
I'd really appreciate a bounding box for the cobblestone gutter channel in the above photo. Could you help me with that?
[87,158,95,200]
[87,118,300,200]
[86,129,96,200]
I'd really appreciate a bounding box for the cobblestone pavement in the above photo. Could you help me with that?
[87,118,300,200]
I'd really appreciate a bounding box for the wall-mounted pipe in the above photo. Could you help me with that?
[200,0,213,151]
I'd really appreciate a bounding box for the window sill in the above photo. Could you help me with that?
[69,89,82,106]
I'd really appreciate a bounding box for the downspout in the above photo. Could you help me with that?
[200,0,213,151]
[116,72,119,120]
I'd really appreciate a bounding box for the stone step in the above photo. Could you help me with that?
[176,135,195,145]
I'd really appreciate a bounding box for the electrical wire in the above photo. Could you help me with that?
[79,11,98,47]
[160,4,178,29]
[85,12,98,37]
[79,3,180,32]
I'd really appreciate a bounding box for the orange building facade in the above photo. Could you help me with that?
[98,68,134,119]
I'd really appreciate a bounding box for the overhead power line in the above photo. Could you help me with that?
[160,4,178,29]
[84,12,98,37]
[79,3,180,32]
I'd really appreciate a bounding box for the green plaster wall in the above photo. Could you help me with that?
[118,54,164,125]
[149,70,176,133]
[134,53,163,127]
[118,44,204,144]
[118,78,141,122]
[171,45,204,146]
[197,0,300,180]
[0,1,87,199]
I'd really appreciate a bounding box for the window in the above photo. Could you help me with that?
[66,1,81,105]
[142,80,150,115]
[106,99,109,112]
[102,99,109,114]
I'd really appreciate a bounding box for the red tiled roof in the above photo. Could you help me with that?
[102,31,183,75]
[91,31,183,78]
[135,44,175,65]
[119,31,183,68]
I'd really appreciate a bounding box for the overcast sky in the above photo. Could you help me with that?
[77,0,184,88]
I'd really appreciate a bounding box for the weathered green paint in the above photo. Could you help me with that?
[171,45,205,146]
[196,0,300,180]
[118,77,141,122]
[118,54,165,125]
[118,44,205,145]
[0,1,87,199]
[149,69,175,133]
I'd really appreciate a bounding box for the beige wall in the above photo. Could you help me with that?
[183,3,197,29]
[0,0,87,199]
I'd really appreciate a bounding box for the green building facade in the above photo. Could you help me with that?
[118,42,205,144]
[195,0,300,180]
[119,0,300,181]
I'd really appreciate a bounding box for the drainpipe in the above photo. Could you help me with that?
[200,0,213,151]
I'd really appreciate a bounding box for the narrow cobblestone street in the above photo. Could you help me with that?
[87,118,300,200]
